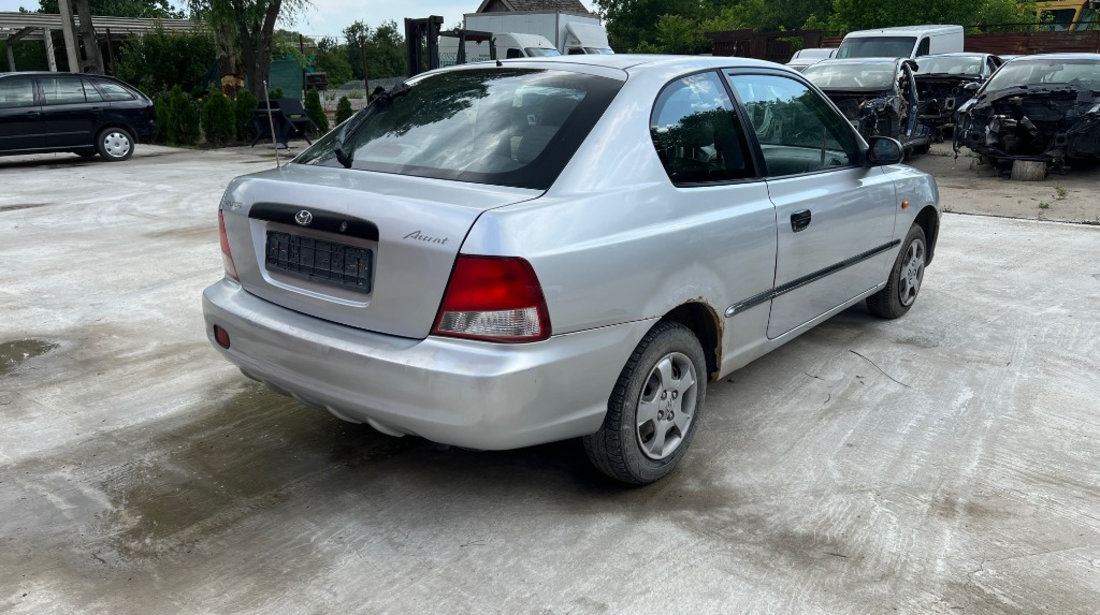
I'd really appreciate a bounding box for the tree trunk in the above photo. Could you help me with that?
[241,0,282,100]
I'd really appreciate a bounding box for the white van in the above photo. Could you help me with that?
[836,25,964,59]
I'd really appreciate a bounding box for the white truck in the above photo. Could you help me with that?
[465,10,613,56]
[439,32,560,66]
[835,25,964,59]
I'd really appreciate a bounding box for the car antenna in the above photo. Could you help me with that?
[263,80,281,169]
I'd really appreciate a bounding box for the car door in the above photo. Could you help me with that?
[726,71,899,339]
[0,75,44,153]
[37,74,97,149]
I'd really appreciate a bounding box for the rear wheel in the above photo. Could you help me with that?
[583,321,707,485]
[95,126,134,161]
[867,223,926,319]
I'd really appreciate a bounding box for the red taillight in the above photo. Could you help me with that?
[432,255,551,342]
[218,209,239,281]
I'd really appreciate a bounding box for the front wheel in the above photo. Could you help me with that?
[583,321,707,485]
[95,126,135,161]
[867,223,927,319]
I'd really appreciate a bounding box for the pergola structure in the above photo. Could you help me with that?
[1,9,195,73]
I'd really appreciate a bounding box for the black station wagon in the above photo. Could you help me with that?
[0,72,155,161]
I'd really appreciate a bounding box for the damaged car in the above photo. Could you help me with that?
[954,53,1100,172]
[914,52,1004,141]
[803,58,933,155]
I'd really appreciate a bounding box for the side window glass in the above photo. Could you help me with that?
[92,80,135,102]
[650,71,755,184]
[728,73,859,177]
[40,76,87,105]
[506,48,524,59]
[82,78,104,102]
[917,38,930,56]
[0,77,35,108]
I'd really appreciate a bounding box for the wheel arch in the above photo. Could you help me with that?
[659,301,722,382]
[914,205,939,265]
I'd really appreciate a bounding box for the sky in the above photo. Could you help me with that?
[0,0,599,40]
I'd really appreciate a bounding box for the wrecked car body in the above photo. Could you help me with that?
[803,58,933,154]
[955,53,1100,172]
[914,52,1004,141]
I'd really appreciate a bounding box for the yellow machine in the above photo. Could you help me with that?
[1033,1,1099,30]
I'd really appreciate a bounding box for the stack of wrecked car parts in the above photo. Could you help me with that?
[803,58,935,156]
[954,53,1100,179]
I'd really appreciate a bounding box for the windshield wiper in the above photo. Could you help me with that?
[333,83,412,169]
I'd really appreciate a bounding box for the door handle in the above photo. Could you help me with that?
[790,209,812,233]
[25,111,41,118]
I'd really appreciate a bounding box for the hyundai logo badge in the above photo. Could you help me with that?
[295,210,313,226]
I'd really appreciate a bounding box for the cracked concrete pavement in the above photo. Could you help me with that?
[1,145,1098,614]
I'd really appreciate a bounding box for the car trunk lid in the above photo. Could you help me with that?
[221,164,541,339]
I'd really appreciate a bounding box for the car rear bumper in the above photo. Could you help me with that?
[202,279,651,450]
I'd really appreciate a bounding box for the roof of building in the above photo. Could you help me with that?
[475,0,592,14]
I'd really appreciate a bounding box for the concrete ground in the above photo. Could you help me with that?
[1,145,1099,614]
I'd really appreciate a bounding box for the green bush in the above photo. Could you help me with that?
[304,88,328,135]
[335,96,353,125]
[153,94,171,143]
[115,28,217,97]
[234,89,258,143]
[202,86,235,146]
[156,85,201,146]
[268,88,284,100]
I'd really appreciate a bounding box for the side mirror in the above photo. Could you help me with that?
[867,136,904,166]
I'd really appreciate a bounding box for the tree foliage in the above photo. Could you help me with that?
[343,20,406,81]
[188,0,310,99]
[594,0,1028,52]
[115,27,217,96]
[36,0,183,18]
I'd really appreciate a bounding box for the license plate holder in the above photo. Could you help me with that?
[265,231,372,294]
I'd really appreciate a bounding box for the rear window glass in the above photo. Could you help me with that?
[803,61,897,89]
[916,56,982,76]
[296,68,622,190]
[985,59,1100,91]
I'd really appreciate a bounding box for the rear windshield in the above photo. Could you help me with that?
[985,59,1100,91]
[296,67,622,190]
[916,56,982,76]
[836,36,916,59]
[803,62,897,89]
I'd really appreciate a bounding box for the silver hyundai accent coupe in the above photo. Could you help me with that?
[203,55,940,484]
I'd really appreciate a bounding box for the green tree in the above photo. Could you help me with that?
[37,0,183,18]
[202,85,235,144]
[303,87,328,135]
[343,19,406,81]
[828,0,1024,31]
[234,89,258,142]
[335,96,353,124]
[114,27,217,96]
[315,36,352,88]
[188,0,311,100]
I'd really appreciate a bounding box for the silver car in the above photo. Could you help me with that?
[203,55,940,484]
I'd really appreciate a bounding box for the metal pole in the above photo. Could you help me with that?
[263,80,281,168]
[360,35,368,95]
[6,44,15,72]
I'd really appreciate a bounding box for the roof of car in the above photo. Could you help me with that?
[1003,52,1100,62]
[513,53,794,73]
[921,52,993,58]
[0,71,117,78]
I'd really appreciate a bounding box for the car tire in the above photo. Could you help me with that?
[867,223,927,319]
[95,126,135,161]
[583,321,707,485]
